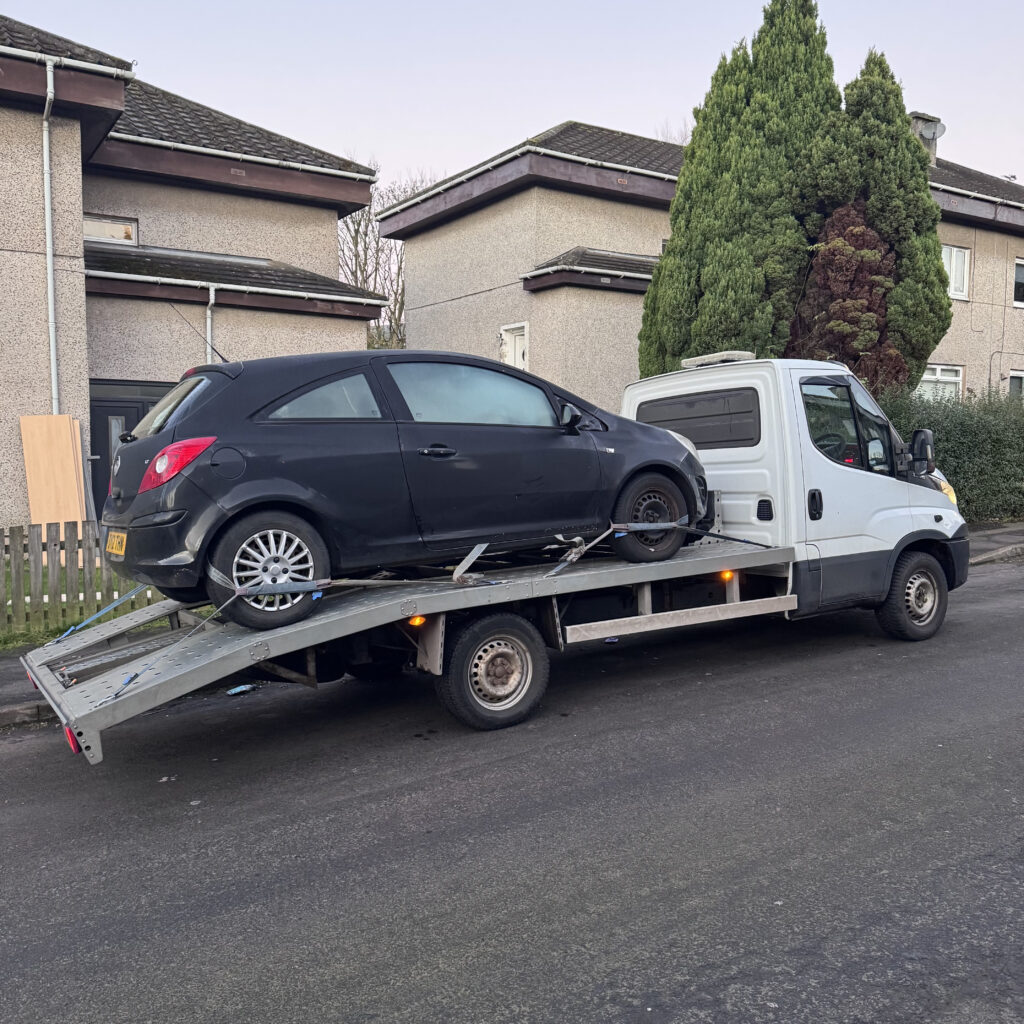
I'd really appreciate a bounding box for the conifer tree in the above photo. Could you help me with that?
[639,0,839,375]
[790,50,951,387]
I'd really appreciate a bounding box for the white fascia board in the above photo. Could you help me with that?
[378,145,678,221]
[520,264,654,282]
[86,269,387,306]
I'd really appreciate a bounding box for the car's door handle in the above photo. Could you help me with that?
[808,488,823,521]
[418,446,457,458]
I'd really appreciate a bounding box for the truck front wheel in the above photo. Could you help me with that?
[876,550,948,641]
[435,613,549,729]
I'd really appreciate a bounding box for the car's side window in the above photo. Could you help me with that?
[801,383,864,468]
[267,373,382,420]
[389,362,558,427]
[849,378,894,475]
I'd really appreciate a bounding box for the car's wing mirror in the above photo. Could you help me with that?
[560,403,583,434]
[910,428,935,475]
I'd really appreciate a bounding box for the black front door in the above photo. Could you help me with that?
[89,381,173,516]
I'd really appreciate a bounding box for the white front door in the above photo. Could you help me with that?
[790,369,911,608]
[500,325,528,371]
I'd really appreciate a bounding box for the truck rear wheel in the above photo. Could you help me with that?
[876,550,948,641]
[435,613,549,729]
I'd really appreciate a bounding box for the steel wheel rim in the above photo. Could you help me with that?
[904,569,938,625]
[631,489,678,546]
[232,529,314,611]
[468,636,532,711]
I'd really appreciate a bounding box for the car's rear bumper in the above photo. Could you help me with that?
[102,477,223,589]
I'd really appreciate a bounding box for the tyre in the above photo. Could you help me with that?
[610,472,690,563]
[875,550,948,641]
[207,510,330,630]
[156,585,208,605]
[435,613,549,729]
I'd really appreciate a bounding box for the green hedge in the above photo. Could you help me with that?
[879,390,1024,522]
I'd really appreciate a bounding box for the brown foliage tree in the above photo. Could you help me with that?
[787,201,910,392]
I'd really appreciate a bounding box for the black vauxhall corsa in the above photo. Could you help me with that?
[103,351,708,630]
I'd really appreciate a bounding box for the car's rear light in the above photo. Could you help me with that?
[139,437,216,493]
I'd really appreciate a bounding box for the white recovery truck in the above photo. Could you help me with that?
[23,356,968,765]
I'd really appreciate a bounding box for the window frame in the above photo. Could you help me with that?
[1009,371,1024,399]
[915,363,964,401]
[256,370,389,423]
[380,358,561,429]
[799,378,867,471]
[83,213,138,246]
[941,243,970,301]
[635,387,762,450]
[1014,259,1024,309]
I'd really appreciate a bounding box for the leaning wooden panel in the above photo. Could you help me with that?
[19,416,87,527]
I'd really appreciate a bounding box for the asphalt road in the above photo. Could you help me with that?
[2,562,1022,1024]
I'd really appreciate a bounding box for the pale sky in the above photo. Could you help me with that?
[8,0,1022,187]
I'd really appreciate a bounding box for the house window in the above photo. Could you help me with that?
[1009,372,1023,399]
[1014,261,1024,307]
[84,214,137,245]
[941,244,970,300]
[499,323,529,371]
[916,364,963,400]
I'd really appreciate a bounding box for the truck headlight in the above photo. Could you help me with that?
[938,478,957,505]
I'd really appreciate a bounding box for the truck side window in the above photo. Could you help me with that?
[849,378,894,475]
[801,384,864,468]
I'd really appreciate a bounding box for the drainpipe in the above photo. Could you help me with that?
[42,59,59,414]
[205,286,216,363]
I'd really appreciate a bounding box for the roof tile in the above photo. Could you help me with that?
[0,14,132,70]
[119,80,373,177]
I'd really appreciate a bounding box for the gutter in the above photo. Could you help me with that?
[85,269,388,306]
[0,43,135,80]
[105,133,377,183]
[520,264,655,282]
[379,145,679,221]
[930,180,1024,213]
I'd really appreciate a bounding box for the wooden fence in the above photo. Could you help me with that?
[1,522,157,636]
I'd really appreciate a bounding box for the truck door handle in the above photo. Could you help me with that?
[418,445,457,458]
[808,489,823,521]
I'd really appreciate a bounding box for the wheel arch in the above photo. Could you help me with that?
[614,461,701,519]
[879,531,956,600]
[202,499,336,570]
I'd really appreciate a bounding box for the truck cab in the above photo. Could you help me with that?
[621,354,969,620]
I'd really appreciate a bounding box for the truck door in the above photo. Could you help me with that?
[790,371,911,609]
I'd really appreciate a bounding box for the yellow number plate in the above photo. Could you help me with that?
[105,530,127,556]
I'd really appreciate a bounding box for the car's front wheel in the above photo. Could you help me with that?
[207,511,330,630]
[610,472,691,563]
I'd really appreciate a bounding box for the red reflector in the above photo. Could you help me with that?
[64,727,81,754]
[27,671,37,690]
[139,437,216,493]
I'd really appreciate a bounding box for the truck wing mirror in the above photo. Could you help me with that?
[560,403,583,434]
[910,428,935,475]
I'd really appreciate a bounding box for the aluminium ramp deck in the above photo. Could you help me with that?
[23,540,793,764]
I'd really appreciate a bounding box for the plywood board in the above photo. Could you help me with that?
[20,415,87,527]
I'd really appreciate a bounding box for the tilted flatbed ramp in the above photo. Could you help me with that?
[23,540,795,764]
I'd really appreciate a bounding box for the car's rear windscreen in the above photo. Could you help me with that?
[636,387,761,449]
[133,375,210,438]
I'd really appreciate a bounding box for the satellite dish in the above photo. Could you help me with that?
[919,121,947,141]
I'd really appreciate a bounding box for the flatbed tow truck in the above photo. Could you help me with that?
[23,356,968,765]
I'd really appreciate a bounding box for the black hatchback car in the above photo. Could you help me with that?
[103,351,707,629]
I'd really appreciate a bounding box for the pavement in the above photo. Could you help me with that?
[2,559,1022,1023]
[2,522,1022,729]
